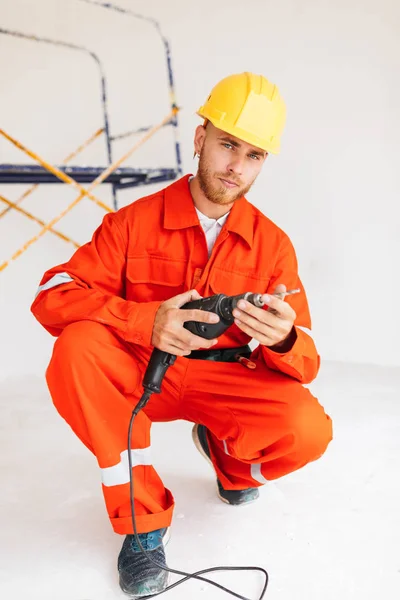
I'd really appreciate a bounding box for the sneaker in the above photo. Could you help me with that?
[118,527,170,598]
[192,424,259,506]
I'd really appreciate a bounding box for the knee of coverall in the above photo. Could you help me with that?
[47,320,111,364]
[46,320,141,404]
[228,381,333,465]
[285,386,333,462]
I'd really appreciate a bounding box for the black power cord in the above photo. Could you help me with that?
[127,392,269,599]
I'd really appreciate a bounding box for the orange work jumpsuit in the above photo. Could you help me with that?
[31,175,332,535]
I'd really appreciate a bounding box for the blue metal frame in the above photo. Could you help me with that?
[0,13,181,209]
[0,164,177,187]
[81,0,183,177]
[0,27,119,207]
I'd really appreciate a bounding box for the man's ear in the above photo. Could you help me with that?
[193,124,206,158]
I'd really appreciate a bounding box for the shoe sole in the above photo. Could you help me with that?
[192,424,258,506]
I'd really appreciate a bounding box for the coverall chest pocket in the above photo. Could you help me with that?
[209,266,270,297]
[125,256,187,302]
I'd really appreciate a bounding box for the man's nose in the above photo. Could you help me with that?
[227,157,244,177]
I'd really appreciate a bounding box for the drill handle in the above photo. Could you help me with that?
[142,292,262,396]
[142,349,177,395]
[181,293,233,339]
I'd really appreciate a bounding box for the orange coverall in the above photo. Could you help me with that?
[31,175,332,535]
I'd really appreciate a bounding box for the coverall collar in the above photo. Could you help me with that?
[163,175,254,248]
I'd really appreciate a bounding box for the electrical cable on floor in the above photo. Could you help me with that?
[128,392,269,599]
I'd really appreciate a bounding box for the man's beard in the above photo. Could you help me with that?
[197,152,255,205]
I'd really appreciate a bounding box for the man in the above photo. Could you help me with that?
[31,72,333,598]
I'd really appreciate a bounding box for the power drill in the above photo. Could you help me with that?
[141,292,263,398]
[126,291,270,598]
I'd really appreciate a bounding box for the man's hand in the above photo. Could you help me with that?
[232,284,297,349]
[151,289,220,356]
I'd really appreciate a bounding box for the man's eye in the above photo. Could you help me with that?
[223,143,233,150]
[249,154,259,160]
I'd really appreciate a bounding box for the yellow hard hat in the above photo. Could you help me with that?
[197,72,286,154]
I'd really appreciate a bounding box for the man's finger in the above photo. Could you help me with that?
[261,293,295,317]
[175,289,202,307]
[272,283,287,300]
[171,327,217,349]
[234,304,280,330]
[236,296,294,322]
[180,308,219,324]
[234,318,276,347]
[180,329,218,349]
[167,344,193,357]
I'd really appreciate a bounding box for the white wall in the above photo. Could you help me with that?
[0,0,399,379]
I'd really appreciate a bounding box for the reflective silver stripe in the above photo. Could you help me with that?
[251,463,268,485]
[222,440,229,455]
[35,272,74,298]
[101,448,152,487]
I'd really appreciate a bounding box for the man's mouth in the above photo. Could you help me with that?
[219,178,239,189]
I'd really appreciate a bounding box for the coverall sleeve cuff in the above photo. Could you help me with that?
[261,327,306,373]
[125,300,163,347]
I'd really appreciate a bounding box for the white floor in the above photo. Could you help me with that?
[1,361,399,600]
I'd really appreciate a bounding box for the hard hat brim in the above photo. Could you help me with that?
[196,110,280,154]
